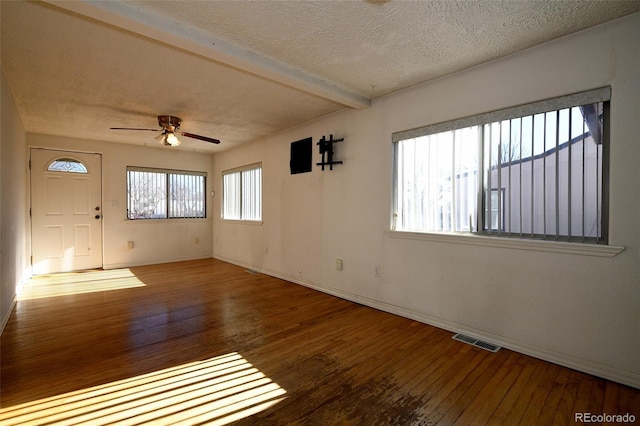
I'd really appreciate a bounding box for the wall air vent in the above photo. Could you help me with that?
[452,333,501,353]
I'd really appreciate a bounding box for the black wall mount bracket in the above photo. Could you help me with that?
[316,134,343,171]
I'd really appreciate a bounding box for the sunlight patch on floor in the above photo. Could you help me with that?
[18,269,146,300]
[0,352,287,425]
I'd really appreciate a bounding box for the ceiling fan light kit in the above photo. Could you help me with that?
[165,133,181,146]
[156,116,182,146]
[110,115,221,146]
[155,131,181,146]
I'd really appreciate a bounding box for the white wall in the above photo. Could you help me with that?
[28,134,214,269]
[212,13,640,388]
[1,69,28,332]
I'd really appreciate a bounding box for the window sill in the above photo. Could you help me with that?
[221,219,263,226]
[125,217,209,223]
[385,230,625,257]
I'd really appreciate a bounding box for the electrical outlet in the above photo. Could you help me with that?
[336,259,343,271]
[375,265,381,277]
[127,241,134,250]
[195,238,199,244]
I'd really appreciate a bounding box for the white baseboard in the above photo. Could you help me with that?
[1,275,26,336]
[406,311,640,390]
[1,296,17,336]
[104,255,213,270]
[212,254,640,390]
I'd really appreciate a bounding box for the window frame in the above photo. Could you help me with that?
[221,162,263,223]
[391,88,619,254]
[486,188,505,232]
[126,166,207,220]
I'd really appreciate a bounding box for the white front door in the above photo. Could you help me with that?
[31,149,103,274]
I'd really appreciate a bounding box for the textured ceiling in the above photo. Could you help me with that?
[2,1,639,153]
[127,0,640,97]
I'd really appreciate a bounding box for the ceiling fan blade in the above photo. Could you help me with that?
[179,132,221,144]
[110,127,159,131]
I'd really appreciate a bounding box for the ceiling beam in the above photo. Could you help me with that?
[46,0,371,110]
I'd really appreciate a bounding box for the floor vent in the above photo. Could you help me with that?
[452,333,501,353]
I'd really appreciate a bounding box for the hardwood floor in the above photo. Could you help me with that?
[1,259,638,425]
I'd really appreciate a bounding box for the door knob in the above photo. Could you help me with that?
[95,215,101,219]
[95,206,101,211]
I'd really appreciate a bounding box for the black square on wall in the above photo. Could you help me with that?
[290,137,312,174]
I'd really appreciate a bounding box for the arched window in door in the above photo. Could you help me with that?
[47,158,88,174]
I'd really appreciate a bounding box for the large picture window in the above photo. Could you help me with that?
[392,88,610,243]
[222,163,262,221]
[127,167,206,219]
